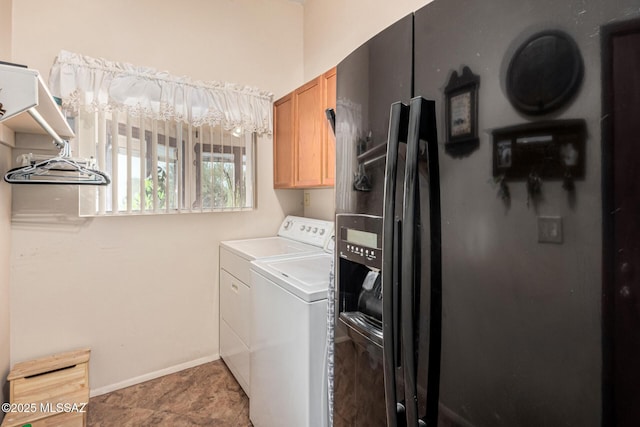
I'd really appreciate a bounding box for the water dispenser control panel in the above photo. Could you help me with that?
[336,214,382,270]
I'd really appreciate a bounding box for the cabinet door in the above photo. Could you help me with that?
[273,92,295,188]
[322,67,337,186]
[295,76,324,187]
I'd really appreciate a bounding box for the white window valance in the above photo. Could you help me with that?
[49,50,274,134]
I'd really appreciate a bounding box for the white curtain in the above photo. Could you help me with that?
[49,50,274,134]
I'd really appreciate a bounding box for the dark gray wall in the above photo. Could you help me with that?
[413,0,639,426]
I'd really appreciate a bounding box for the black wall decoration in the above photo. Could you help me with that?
[492,30,586,207]
[506,30,584,116]
[444,66,480,154]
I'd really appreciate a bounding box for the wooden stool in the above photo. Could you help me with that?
[1,348,90,427]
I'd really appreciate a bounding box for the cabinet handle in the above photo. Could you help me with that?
[231,283,239,292]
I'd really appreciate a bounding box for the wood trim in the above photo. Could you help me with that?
[601,19,615,427]
[601,16,640,427]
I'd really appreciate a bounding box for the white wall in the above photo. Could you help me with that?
[301,0,432,221]
[0,0,13,412]
[8,0,304,395]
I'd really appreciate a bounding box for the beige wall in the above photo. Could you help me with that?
[11,0,304,100]
[301,0,432,221]
[303,189,334,221]
[302,0,431,80]
[8,0,304,395]
[0,0,12,412]
[0,143,10,412]
[0,0,10,60]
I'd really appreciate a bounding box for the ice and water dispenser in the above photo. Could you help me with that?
[333,213,387,426]
[335,214,384,341]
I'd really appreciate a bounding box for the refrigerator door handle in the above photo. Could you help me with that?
[421,97,443,427]
[382,101,409,427]
[401,97,423,427]
[402,97,443,427]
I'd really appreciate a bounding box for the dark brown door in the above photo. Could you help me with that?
[603,17,640,427]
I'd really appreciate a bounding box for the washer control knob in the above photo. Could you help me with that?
[313,227,318,233]
[300,225,305,231]
[283,220,292,230]
[319,229,326,235]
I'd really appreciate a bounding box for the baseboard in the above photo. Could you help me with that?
[90,353,220,397]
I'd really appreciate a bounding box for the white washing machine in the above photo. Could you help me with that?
[249,238,334,427]
[219,216,334,396]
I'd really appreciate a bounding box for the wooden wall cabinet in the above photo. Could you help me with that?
[273,67,336,189]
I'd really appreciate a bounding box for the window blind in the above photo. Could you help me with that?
[77,110,255,216]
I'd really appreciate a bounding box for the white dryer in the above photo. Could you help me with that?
[249,238,334,427]
[219,216,333,396]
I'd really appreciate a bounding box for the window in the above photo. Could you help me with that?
[49,50,272,217]
[77,111,255,216]
[193,126,252,210]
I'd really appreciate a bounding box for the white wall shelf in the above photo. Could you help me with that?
[0,63,74,148]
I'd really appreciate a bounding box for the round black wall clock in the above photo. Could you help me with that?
[506,30,583,115]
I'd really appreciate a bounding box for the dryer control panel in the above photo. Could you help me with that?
[277,215,335,248]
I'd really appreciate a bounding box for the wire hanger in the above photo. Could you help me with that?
[4,141,110,185]
[3,109,110,185]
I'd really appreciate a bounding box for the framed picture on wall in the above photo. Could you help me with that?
[496,140,512,169]
[445,66,480,147]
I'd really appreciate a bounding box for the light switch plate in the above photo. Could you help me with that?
[538,216,563,244]
[304,192,311,207]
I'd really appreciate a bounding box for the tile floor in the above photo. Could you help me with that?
[88,360,251,426]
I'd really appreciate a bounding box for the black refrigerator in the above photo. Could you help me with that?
[331,0,640,426]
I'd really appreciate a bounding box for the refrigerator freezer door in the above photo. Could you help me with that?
[333,14,413,427]
[335,14,413,217]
